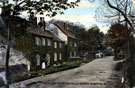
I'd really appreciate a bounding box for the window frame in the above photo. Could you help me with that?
[36,54,40,66]
[74,43,77,47]
[47,39,51,46]
[35,37,41,46]
[59,53,62,60]
[54,53,57,61]
[42,38,46,46]
[70,41,72,46]
[59,43,62,48]
[54,42,57,48]
[70,51,72,58]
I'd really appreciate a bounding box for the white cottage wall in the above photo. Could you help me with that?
[47,23,68,44]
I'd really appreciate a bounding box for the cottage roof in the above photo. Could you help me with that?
[47,31,64,42]
[8,17,65,42]
[27,26,63,42]
[27,27,53,38]
[53,22,76,39]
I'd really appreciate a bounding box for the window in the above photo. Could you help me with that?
[59,43,62,48]
[54,53,57,61]
[70,52,72,58]
[46,54,50,66]
[70,41,72,46]
[36,54,40,66]
[47,39,51,46]
[74,51,76,57]
[59,53,62,60]
[35,37,41,45]
[54,42,57,48]
[74,43,77,47]
[42,38,46,46]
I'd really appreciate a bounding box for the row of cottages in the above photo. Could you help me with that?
[26,27,65,70]
[27,21,78,70]
[12,16,78,71]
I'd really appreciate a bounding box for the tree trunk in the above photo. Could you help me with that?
[5,27,11,88]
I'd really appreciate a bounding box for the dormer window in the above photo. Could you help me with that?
[35,37,41,45]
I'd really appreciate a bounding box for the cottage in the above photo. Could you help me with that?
[1,14,78,71]
[13,17,66,70]
[46,21,78,61]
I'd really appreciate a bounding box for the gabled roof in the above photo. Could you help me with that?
[5,16,64,41]
[27,26,63,42]
[53,22,76,39]
[46,30,64,42]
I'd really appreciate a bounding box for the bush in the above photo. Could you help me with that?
[115,61,125,71]
[113,55,125,61]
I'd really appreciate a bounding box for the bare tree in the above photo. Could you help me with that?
[94,0,135,87]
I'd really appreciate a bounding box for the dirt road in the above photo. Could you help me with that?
[7,56,120,88]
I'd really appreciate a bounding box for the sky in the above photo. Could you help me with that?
[8,0,109,33]
[44,0,109,33]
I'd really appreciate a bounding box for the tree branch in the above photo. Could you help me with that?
[106,0,135,33]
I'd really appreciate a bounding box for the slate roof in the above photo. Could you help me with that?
[47,30,64,42]
[13,17,54,39]
[53,22,76,39]
[27,27,53,38]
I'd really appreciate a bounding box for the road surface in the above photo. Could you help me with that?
[6,56,121,88]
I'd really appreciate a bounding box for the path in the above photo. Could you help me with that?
[5,56,120,88]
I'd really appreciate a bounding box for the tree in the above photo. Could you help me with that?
[66,22,86,40]
[103,0,135,87]
[66,23,105,55]
[0,0,80,88]
[87,25,105,53]
[107,23,130,58]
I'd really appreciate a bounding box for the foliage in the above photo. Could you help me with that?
[107,23,130,50]
[126,36,135,87]
[1,0,80,17]
[115,61,125,71]
[87,25,105,52]
[67,23,86,40]
[107,23,130,59]
[67,23,105,53]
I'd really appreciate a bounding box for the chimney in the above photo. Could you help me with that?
[37,17,46,31]
[64,22,66,30]
[42,17,46,31]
